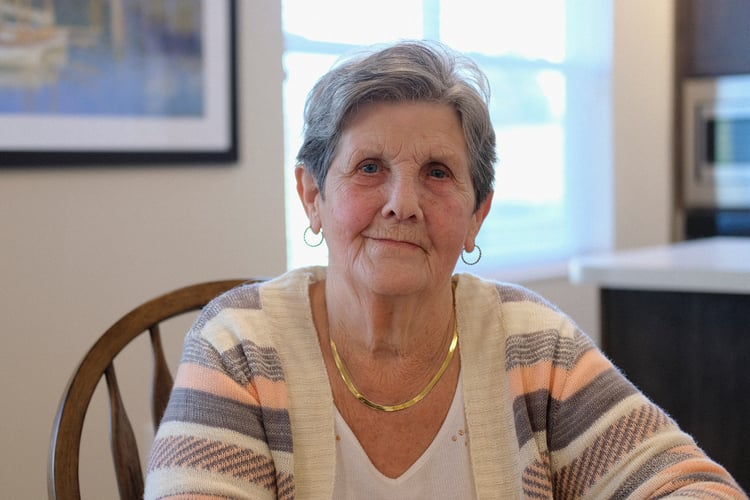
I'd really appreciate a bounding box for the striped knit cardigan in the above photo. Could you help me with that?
[145,267,745,499]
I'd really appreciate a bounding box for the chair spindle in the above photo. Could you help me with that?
[149,324,174,431]
[105,363,145,500]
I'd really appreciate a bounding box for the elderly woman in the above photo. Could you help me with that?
[145,41,745,499]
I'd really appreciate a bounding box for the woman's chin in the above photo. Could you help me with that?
[358,262,436,297]
[329,250,452,296]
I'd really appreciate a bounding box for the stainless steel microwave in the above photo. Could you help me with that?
[683,75,750,208]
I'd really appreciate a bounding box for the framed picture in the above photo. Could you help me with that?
[0,0,238,166]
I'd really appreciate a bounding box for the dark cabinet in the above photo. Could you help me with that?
[677,0,750,76]
[601,288,750,491]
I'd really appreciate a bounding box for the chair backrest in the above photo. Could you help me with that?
[48,278,264,500]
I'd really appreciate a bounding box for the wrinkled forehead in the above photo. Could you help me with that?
[334,101,469,164]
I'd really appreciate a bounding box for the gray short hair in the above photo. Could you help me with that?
[296,40,496,210]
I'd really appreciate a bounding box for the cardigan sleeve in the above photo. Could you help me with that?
[547,328,745,499]
[499,282,746,499]
[144,286,295,500]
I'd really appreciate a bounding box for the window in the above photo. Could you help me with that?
[282,1,612,280]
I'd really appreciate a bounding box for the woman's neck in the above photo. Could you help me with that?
[314,277,456,360]
[310,274,460,414]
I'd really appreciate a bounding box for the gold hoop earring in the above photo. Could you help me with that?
[461,245,482,265]
[303,226,324,247]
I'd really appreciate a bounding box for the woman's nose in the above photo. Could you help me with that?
[381,174,423,221]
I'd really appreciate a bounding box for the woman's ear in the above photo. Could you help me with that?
[295,164,322,231]
[465,191,494,251]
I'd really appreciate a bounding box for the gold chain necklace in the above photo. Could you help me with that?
[329,283,459,412]
[329,326,457,412]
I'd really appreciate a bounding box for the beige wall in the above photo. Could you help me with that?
[1,2,286,497]
[0,1,674,497]
[612,0,675,249]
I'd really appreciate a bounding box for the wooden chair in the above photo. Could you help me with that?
[48,278,264,500]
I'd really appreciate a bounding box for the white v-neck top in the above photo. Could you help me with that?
[332,375,476,499]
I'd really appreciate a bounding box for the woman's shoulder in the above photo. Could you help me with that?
[456,272,584,343]
[198,267,324,323]
[187,267,324,347]
[191,280,265,336]
[456,272,561,312]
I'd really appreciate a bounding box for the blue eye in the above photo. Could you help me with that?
[429,168,448,179]
[361,162,379,174]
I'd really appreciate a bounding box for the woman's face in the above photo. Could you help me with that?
[297,101,493,297]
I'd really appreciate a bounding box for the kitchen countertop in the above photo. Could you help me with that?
[568,236,750,294]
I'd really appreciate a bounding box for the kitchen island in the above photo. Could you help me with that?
[569,236,750,491]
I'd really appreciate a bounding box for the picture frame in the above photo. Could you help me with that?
[0,0,238,166]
